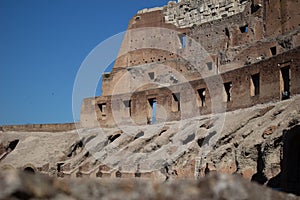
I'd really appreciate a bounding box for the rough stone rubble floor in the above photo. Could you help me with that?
[1,170,299,200]
[1,95,300,178]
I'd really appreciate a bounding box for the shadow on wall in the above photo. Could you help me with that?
[251,144,267,184]
[263,125,300,195]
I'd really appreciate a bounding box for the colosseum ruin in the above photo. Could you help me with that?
[1,0,300,197]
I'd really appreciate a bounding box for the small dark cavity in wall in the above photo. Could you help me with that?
[270,46,277,56]
[57,163,64,172]
[108,133,121,143]
[203,131,217,146]
[6,139,19,151]
[251,3,261,14]
[200,122,214,129]
[134,131,144,140]
[182,133,195,145]
[197,137,205,147]
[67,140,83,157]
[159,128,168,136]
[24,167,35,174]
[239,24,248,33]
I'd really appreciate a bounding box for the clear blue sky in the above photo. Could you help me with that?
[0,0,170,125]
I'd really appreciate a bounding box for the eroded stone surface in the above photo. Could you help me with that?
[1,0,300,197]
[1,95,300,194]
[0,170,298,200]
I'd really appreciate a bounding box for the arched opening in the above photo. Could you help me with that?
[24,167,35,174]
[0,164,15,171]
[281,125,300,195]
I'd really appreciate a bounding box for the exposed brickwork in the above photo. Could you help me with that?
[81,47,300,128]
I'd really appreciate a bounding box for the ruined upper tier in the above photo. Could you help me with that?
[81,0,300,128]
[107,0,300,95]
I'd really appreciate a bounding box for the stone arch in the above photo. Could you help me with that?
[281,125,300,195]
[23,164,36,174]
[0,164,16,171]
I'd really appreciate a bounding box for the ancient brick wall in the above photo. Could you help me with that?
[81,47,300,128]
[0,123,77,132]
[163,0,247,28]
[101,0,300,97]
[81,0,300,128]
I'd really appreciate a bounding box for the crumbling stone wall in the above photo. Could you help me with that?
[81,47,300,128]
[164,0,247,28]
[80,0,300,128]
[0,123,77,132]
[103,0,299,97]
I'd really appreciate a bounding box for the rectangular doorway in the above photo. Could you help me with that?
[280,66,290,100]
[250,73,260,96]
[98,103,107,120]
[197,88,206,107]
[123,100,131,117]
[172,93,180,112]
[223,82,232,102]
[148,98,157,124]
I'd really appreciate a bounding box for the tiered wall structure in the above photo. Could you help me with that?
[81,0,300,128]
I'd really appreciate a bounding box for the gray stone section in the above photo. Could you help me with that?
[164,0,247,28]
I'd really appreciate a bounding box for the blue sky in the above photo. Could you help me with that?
[0,0,170,125]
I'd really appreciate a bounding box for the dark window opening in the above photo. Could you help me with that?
[223,82,232,102]
[98,103,106,113]
[148,72,155,80]
[197,88,206,107]
[206,62,213,70]
[123,100,131,108]
[240,24,248,33]
[280,66,291,100]
[148,98,157,124]
[250,73,260,96]
[57,163,64,172]
[179,34,186,48]
[270,46,277,56]
[123,100,132,116]
[172,93,180,112]
[98,103,107,119]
